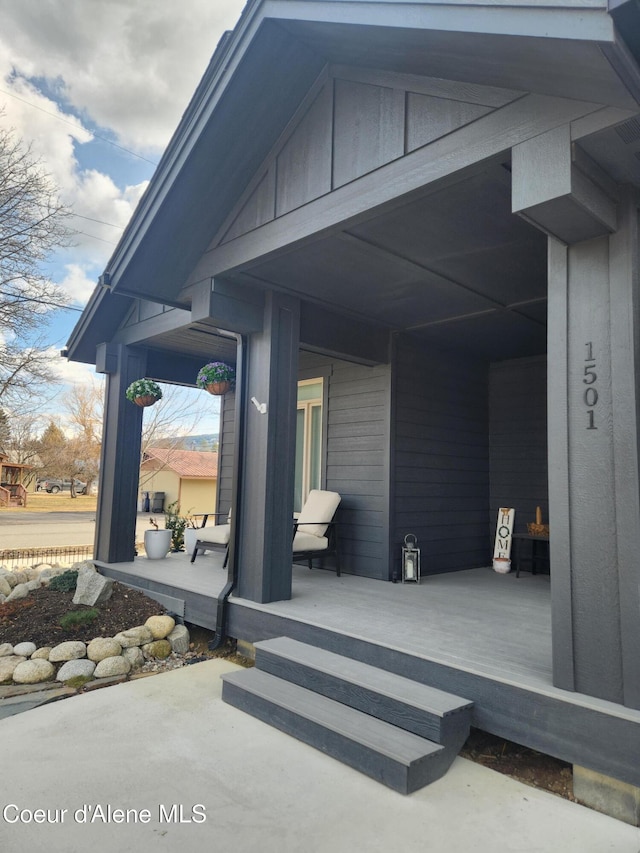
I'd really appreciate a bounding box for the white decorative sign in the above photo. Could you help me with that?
[493,508,515,559]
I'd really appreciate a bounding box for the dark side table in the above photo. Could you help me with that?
[511,533,550,578]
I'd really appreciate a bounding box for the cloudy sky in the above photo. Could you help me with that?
[0,0,246,410]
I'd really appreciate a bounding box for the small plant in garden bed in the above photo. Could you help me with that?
[48,570,78,592]
[0,598,35,627]
[59,608,99,631]
[0,583,167,648]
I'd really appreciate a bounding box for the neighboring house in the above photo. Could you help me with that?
[0,450,35,507]
[140,447,218,515]
[64,0,640,815]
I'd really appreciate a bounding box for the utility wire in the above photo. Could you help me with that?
[68,213,125,230]
[70,228,118,246]
[0,289,83,312]
[0,86,159,166]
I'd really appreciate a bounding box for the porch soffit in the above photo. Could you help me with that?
[112,301,238,365]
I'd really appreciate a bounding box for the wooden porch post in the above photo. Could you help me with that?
[514,129,640,709]
[94,343,147,563]
[235,291,300,603]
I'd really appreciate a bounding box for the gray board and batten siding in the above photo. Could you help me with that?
[391,335,491,578]
[217,351,392,579]
[217,391,236,519]
[489,356,549,538]
[219,344,551,582]
[303,352,392,581]
[207,65,523,256]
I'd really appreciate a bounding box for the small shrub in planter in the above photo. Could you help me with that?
[49,570,79,592]
[164,501,188,551]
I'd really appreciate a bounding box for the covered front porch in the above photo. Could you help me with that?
[97,552,640,790]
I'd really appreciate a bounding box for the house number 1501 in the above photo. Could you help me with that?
[584,341,598,430]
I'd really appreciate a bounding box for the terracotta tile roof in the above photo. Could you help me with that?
[142,448,218,479]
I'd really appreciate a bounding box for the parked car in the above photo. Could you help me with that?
[41,478,88,495]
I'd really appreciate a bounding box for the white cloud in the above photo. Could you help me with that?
[0,0,246,309]
[64,170,149,268]
[0,0,246,151]
[56,264,97,307]
[46,349,102,387]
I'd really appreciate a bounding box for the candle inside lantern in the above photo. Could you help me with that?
[536,506,542,525]
[405,553,416,580]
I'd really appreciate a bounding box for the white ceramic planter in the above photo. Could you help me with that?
[144,529,172,559]
[493,557,511,574]
[184,527,199,558]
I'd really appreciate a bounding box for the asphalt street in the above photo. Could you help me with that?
[0,511,152,550]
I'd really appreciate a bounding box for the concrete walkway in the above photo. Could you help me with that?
[0,661,638,853]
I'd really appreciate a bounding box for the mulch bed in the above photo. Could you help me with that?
[0,583,166,648]
[460,729,575,801]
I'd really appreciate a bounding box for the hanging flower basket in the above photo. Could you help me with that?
[125,379,163,407]
[205,380,231,396]
[196,362,235,396]
[132,394,160,407]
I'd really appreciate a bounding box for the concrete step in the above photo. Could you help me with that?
[221,668,453,794]
[254,636,472,750]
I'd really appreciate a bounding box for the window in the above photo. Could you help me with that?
[294,379,323,512]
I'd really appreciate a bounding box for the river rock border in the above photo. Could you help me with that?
[0,562,195,691]
[0,614,191,686]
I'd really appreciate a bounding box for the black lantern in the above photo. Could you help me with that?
[402,534,421,583]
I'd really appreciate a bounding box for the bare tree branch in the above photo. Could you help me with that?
[0,117,72,408]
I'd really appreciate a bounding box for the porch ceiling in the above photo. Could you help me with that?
[237,162,548,361]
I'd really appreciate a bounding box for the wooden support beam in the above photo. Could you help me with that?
[236,291,300,603]
[547,195,640,709]
[188,94,603,281]
[145,351,219,386]
[112,307,192,346]
[191,277,264,334]
[512,125,617,244]
[300,302,390,366]
[94,343,146,563]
